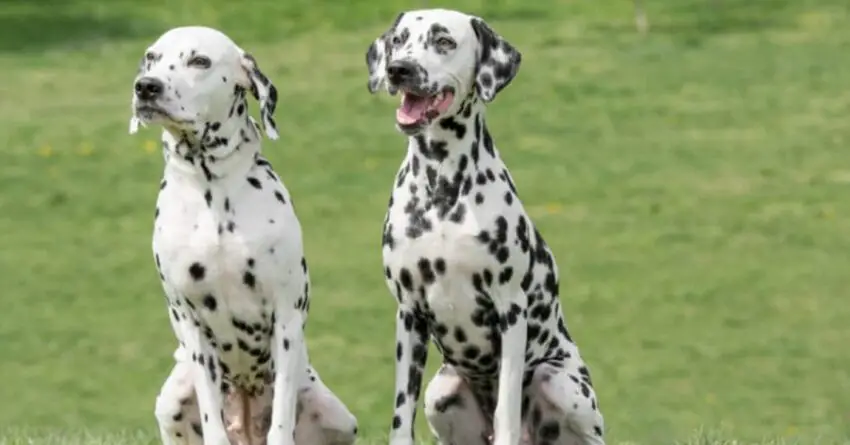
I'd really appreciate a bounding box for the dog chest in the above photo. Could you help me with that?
[153,169,304,382]
[153,171,300,301]
[425,278,501,363]
[156,221,265,299]
[383,198,528,293]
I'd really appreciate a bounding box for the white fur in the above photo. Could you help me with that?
[130,26,356,445]
[367,9,605,445]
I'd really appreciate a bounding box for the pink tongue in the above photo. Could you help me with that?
[396,95,430,125]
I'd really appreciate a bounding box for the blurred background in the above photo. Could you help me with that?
[1,0,849,443]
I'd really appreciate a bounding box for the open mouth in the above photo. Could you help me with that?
[395,87,455,129]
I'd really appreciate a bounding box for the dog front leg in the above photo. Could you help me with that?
[267,278,307,445]
[388,306,430,445]
[182,320,231,445]
[492,296,527,445]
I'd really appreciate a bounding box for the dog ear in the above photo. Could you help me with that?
[365,12,404,95]
[470,17,522,103]
[240,52,279,140]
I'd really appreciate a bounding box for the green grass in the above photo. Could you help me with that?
[1,0,850,443]
[0,429,845,445]
[0,429,847,445]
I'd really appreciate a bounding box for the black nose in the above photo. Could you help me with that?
[386,60,418,84]
[135,77,164,101]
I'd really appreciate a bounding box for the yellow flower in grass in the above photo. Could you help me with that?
[37,145,53,158]
[544,202,563,214]
[144,139,158,154]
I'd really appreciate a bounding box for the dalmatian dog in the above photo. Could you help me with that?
[128,26,357,445]
[365,9,606,445]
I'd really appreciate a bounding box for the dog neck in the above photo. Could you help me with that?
[405,94,502,181]
[160,113,262,182]
[399,94,515,217]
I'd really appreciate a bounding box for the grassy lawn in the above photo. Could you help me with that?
[1,0,849,443]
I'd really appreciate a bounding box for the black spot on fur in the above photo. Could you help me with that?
[189,263,205,281]
[418,258,435,284]
[243,271,256,289]
[399,268,414,291]
[434,258,446,275]
[202,294,217,311]
[247,177,262,189]
[439,117,466,139]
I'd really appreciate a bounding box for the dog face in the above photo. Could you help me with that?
[365,9,521,135]
[129,26,278,140]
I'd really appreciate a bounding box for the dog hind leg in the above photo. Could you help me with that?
[423,364,490,445]
[155,348,204,445]
[526,364,605,445]
[294,366,358,445]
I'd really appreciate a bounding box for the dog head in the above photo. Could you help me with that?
[365,9,521,135]
[129,26,278,141]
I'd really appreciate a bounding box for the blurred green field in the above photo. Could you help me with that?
[1,0,849,444]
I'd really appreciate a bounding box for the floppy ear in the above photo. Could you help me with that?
[365,12,404,95]
[240,52,279,140]
[470,17,522,103]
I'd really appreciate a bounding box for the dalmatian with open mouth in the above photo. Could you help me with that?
[365,9,606,445]
[129,26,357,445]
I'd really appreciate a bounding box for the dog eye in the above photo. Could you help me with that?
[391,35,403,46]
[436,37,456,49]
[145,52,157,61]
[188,55,212,68]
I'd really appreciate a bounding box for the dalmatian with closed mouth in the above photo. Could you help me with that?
[365,9,606,445]
[128,26,357,445]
